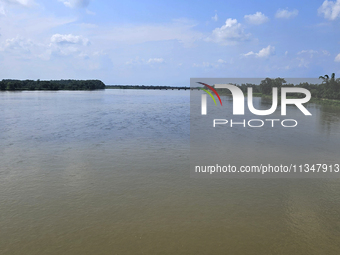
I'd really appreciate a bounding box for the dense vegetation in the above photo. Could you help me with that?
[232,74,340,100]
[0,79,105,91]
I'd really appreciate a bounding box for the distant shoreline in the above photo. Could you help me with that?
[1,79,339,106]
[0,79,105,91]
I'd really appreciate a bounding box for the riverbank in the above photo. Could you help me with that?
[260,94,340,106]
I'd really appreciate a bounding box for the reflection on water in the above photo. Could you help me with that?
[1,90,340,254]
[318,104,340,135]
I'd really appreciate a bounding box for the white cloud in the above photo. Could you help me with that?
[0,11,76,40]
[0,9,85,62]
[47,34,91,59]
[0,36,52,60]
[297,50,318,55]
[297,58,309,68]
[322,50,330,56]
[292,50,332,68]
[202,62,216,67]
[318,0,340,20]
[1,0,35,6]
[148,58,164,64]
[244,12,269,25]
[193,59,228,68]
[50,45,81,57]
[50,34,89,46]
[91,19,203,47]
[211,13,218,22]
[0,0,36,13]
[0,36,33,53]
[297,50,331,57]
[244,45,275,58]
[207,18,250,45]
[59,0,90,8]
[297,50,328,59]
[335,53,340,62]
[257,45,275,57]
[125,57,143,65]
[244,51,255,56]
[126,57,165,65]
[193,62,218,68]
[0,5,5,15]
[275,9,299,19]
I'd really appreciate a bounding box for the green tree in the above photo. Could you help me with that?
[0,80,5,90]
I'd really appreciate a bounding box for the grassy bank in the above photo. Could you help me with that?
[259,94,340,106]
[309,97,340,106]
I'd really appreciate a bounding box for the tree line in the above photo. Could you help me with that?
[0,79,105,91]
[234,74,340,100]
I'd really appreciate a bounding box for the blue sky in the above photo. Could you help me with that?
[0,0,339,86]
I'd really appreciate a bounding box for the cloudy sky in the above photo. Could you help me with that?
[0,0,339,86]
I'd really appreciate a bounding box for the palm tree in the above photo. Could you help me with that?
[331,73,335,81]
[319,74,330,84]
